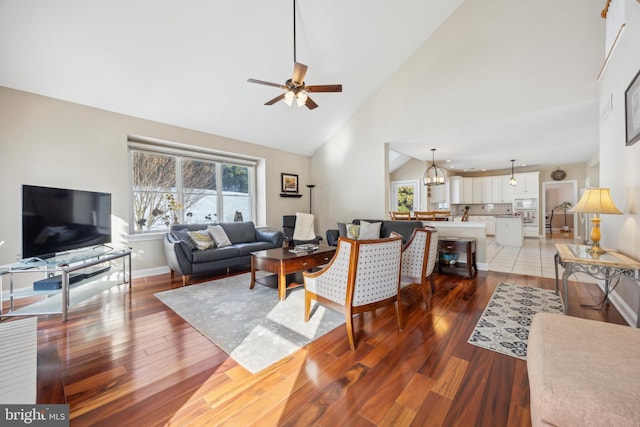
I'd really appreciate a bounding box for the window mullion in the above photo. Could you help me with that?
[175,156,184,223]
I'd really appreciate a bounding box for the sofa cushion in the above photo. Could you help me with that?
[191,245,241,263]
[235,241,275,256]
[208,225,232,248]
[337,222,348,237]
[528,313,640,427]
[359,220,382,239]
[187,229,215,251]
[219,221,257,244]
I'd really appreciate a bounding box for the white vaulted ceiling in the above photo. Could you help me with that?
[0,0,603,172]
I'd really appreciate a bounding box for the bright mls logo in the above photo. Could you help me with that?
[1,405,69,426]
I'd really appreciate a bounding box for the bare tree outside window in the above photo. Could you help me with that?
[130,148,254,232]
[132,152,176,231]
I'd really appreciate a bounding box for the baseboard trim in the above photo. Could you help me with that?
[596,280,637,327]
[132,266,170,279]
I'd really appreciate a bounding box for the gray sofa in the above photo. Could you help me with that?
[326,219,423,246]
[164,221,283,286]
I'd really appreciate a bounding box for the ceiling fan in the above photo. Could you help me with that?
[247,0,342,110]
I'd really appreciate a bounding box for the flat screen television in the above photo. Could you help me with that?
[22,185,112,259]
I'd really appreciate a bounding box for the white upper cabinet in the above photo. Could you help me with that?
[450,176,472,204]
[491,175,513,203]
[430,182,449,204]
[513,172,539,196]
[472,177,492,203]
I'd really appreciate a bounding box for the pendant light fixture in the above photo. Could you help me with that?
[509,159,517,186]
[423,148,447,186]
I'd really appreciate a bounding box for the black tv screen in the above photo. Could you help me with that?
[22,185,112,259]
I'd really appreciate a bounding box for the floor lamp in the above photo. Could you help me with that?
[569,188,622,255]
[306,184,315,214]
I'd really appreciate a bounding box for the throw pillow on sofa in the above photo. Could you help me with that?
[187,229,215,251]
[359,220,382,240]
[346,223,360,239]
[208,225,232,247]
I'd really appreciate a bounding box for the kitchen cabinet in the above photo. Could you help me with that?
[472,177,492,203]
[449,177,463,204]
[513,172,539,196]
[462,177,473,203]
[491,175,513,203]
[429,182,449,204]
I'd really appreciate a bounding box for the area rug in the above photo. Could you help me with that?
[467,283,564,360]
[155,272,345,374]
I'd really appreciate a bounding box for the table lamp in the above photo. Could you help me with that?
[568,187,622,255]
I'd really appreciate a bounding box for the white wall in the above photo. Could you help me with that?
[0,87,311,275]
[312,0,604,234]
[598,0,640,324]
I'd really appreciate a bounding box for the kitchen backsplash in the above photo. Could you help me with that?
[446,203,513,217]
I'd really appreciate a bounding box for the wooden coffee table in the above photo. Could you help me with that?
[250,246,336,300]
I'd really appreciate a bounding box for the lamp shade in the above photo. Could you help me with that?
[569,188,623,214]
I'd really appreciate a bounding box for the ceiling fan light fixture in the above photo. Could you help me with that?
[283,91,295,106]
[296,91,308,107]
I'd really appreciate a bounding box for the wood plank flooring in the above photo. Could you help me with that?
[4,265,627,426]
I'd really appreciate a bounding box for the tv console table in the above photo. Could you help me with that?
[0,247,131,321]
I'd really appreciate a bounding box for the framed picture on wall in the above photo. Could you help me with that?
[625,68,640,146]
[281,173,299,194]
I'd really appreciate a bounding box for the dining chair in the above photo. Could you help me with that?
[302,235,403,350]
[545,210,554,234]
[391,211,412,220]
[414,211,436,221]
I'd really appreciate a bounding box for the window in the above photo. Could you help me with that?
[129,140,256,234]
[390,180,420,213]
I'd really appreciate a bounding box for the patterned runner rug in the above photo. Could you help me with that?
[155,272,344,374]
[468,282,564,360]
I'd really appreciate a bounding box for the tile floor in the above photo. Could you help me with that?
[486,233,596,283]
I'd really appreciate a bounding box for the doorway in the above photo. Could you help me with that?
[542,180,578,239]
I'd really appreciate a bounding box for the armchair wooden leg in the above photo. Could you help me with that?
[345,310,356,350]
[396,298,404,330]
[304,293,312,322]
[182,274,190,287]
[422,275,434,310]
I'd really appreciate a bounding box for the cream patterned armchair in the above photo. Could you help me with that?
[393,227,438,309]
[302,235,403,350]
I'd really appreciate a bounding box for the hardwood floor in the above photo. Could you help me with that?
[6,266,627,426]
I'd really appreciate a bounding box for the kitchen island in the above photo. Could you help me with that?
[495,215,524,247]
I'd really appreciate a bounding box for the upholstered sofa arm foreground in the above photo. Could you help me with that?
[527,312,640,427]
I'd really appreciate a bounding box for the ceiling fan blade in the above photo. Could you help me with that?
[247,78,287,90]
[264,93,286,105]
[306,84,343,93]
[305,96,318,110]
[292,62,308,86]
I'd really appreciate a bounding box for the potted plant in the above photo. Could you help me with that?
[555,201,572,232]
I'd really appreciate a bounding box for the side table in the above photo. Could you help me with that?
[554,243,640,326]
[438,237,477,278]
